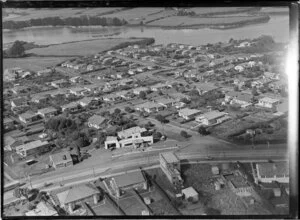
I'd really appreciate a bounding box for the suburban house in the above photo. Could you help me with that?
[61,102,81,113]
[115,90,132,100]
[87,115,107,129]
[231,93,253,107]
[178,108,202,120]
[155,98,176,108]
[48,89,68,98]
[251,78,273,88]
[268,81,285,92]
[11,85,30,95]
[37,107,58,119]
[195,110,230,126]
[150,83,169,92]
[25,201,58,216]
[15,140,52,157]
[37,69,53,77]
[31,94,48,103]
[11,97,28,109]
[84,83,102,93]
[105,170,147,198]
[69,76,82,83]
[56,184,100,214]
[133,87,149,95]
[234,65,245,72]
[194,83,218,95]
[119,78,134,86]
[135,102,164,113]
[77,97,99,107]
[50,151,73,169]
[256,97,280,109]
[102,93,119,102]
[160,152,183,190]
[224,91,240,103]
[182,187,199,202]
[51,79,69,88]
[19,112,41,124]
[263,72,280,80]
[69,87,88,96]
[168,92,191,102]
[4,118,15,131]
[255,162,289,184]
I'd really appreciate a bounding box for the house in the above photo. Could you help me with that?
[135,102,163,113]
[178,108,202,120]
[87,64,95,71]
[195,111,230,126]
[150,83,168,92]
[69,76,82,83]
[56,184,100,213]
[50,151,73,169]
[69,87,88,96]
[263,72,280,80]
[11,85,29,95]
[19,112,40,124]
[234,65,245,72]
[251,78,273,88]
[37,107,58,119]
[168,92,190,102]
[231,93,253,107]
[61,102,80,113]
[107,170,147,198]
[119,78,134,86]
[268,81,285,92]
[160,152,183,190]
[194,83,218,95]
[224,91,240,103]
[11,97,28,109]
[4,118,15,131]
[133,87,149,95]
[256,97,280,109]
[37,69,53,77]
[77,97,99,107]
[51,79,68,88]
[15,140,51,157]
[155,98,176,108]
[4,136,17,151]
[115,90,131,100]
[102,93,118,102]
[182,187,199,202]
[25,201,58,216]
[276,100,288,115]
[48,89,68,98]
[255,162,289,184]
[88,115,107,129]
[118,126,146,139]
[84,83,103,93]
[31,94,48,103]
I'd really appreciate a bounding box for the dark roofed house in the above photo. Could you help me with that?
[107,170,147,198]
[231,93,253,107]
[256,162,289,184]
[50,151,73,169]
[56,184,100,213]
[11,97,28,109]
[276,100,288,115]
[19,112,40,124]
[4,118,15,131]
[88,115,107,129]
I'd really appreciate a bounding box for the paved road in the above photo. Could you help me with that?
[4,146,288,205]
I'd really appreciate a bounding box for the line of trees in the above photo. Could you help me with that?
[3,15,128,29]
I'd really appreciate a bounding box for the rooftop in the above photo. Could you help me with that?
[50,151,72,164]
[56,184,99,205]
[88,115,107,126]
[37,107,57,114]
[178,108,201,116]
[112,170,146,188]
[19,111,37,119]
[160,151,180,164]
[117,126,146,138]
[61,102,79,109]
[259,97,280,103]
[16,140,49,151]
[182,187,198,197]
[199,111,227,120]
[257,162,289,178]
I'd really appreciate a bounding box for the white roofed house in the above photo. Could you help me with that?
[150,83,169,92]
[115,90,132,100]
[84,83,103,94]
[133,87,149,95]
[155,98,177,108]
[31,94,49,103]
[195,111,230,126]
[256,97,280,109]
[231,93,253,107]
[194,83,218,95]
[10,97,28,109]
[178,108,202,120]
[68,87,88,96]
[77,97,99,107]
[87,115,107,130]
[119,78,134,86]
[102,93,119,102]
[51,79,69,88]
[37,107,58,119]
[19,112,41,124]
[234,65,245,73]
[135,102,164,113]
[37,68,53,77]
[15,140,52,157]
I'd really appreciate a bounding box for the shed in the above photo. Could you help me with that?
[211,166,220,175]
[182,186,199,202]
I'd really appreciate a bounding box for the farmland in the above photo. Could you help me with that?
[3,57,73,71]
[26,38,152,56]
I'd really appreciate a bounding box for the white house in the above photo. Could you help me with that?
[178,108,201,120]
[255,162,289,184]
[195,111,230,126]
[87,115,107,129]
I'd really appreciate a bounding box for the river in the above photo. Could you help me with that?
[3,14,288,46]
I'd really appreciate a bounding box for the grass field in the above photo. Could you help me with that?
[147,15,269,27]
[26,38,144,56]
[4,57,73,71]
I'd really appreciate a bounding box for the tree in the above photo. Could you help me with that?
[114,108,122,115]
[198,126,210,135]
[139,91,147,99]
[153,131,162,140]
[6,41,25,57]
[180,130,189,138]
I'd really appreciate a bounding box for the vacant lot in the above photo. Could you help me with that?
[147,15,269,27]
[27,38,146,56]
[4,57,72,71]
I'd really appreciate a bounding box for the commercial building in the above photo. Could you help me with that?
[159,152,183,190]
[50,151,73,169]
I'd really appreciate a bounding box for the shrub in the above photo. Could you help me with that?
[180,130,189,138]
